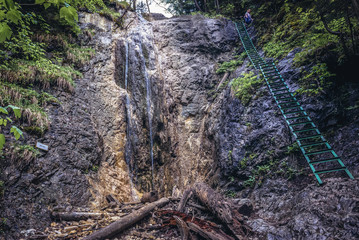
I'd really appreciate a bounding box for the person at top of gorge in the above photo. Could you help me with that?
[244,9,253,24]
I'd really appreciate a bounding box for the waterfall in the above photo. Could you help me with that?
[138,42,155,190]
[124,40,139,201]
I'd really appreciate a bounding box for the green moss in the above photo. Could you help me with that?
[216,59,243,74]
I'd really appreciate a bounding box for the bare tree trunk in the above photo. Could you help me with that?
[351,0,359,22]
[215,0,220,14]
[346,6,357,54]
[194,0,202,11]
[133,0,136,12]
[146,0,151,13]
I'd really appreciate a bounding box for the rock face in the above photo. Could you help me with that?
[1,12,359,240]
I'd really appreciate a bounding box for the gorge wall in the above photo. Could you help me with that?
[1,12,358,240]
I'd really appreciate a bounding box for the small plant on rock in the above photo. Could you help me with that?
[0,105,23,151]
[231,72,263,105]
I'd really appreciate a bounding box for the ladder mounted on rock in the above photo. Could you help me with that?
[235,22,354,184]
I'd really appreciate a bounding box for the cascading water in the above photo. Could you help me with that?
[124,40,139,201]
[138,42,155,190]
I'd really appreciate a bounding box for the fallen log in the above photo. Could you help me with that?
[177,189,193,212]
[174,215,189,240]
[51,212,103,221]
[188,222,234,240]
[83,197,169,240]
[156,210,234,240]
[191,182,250,240]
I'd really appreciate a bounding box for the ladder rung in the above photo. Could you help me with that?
[314,167,347,174]
[309,157,340,164]
[286,116,308,121]
[296,134,321,141]
[272,87,288,92]
[283,110,304,115]
[268,80,284,84]
[290,121,312,126]
[271,84,287,89]
[293,128,317,133]
[277,97,296,102]
[300,141,327,148]
[275,93,292,98]
[264,70,278,74]
[280,104,299,110]
[306,149,332,156]
[279,101,298,106]
[265,71,280,76]
[269,80,284,85]
[272,88,289,93]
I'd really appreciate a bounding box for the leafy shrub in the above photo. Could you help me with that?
[0,105,23,150]
[231,72,263,105]
[216,59,243,74]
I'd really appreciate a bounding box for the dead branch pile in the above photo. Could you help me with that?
[37,182,252,240]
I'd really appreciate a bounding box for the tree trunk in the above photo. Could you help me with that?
[146,0,151,13]
[83,198,169,240]
[177,189,193,212]
[346,5,357,54]
[133,0,136,12]
[319,12,350,58]
[351,0,359,22]
[193,0,202,12]
[191,182,249,240]
[215,0,220,14]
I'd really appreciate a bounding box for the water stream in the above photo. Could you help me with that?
[138,42,155,190]
[124,40,139,201]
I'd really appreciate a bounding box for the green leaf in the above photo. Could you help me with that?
[0,107,8,115]
[0,118,7,126]
[0,134,5,149]
[0,10,6,21]
[6,117,12,122]
[118,1,130,8]
[35,0,45,4]
[60,5,78,24]
[8,105,21,118]
[0,22,12,43]
[6,9,21,24]
[10,126,23,140]
[4,0,14,10]
[44,2,51,9]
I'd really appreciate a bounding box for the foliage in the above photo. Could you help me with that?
[0,105,23,150]
[0,0,108,144]
[295,63,335,96]
[9,143,40,164]
[225,190,237,198]
[231,71,263,105]
[286,142,300,155]
[243,159,302,188]
[216,59,243,74]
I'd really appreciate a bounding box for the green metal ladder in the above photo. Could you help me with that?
[235,22,354,184]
